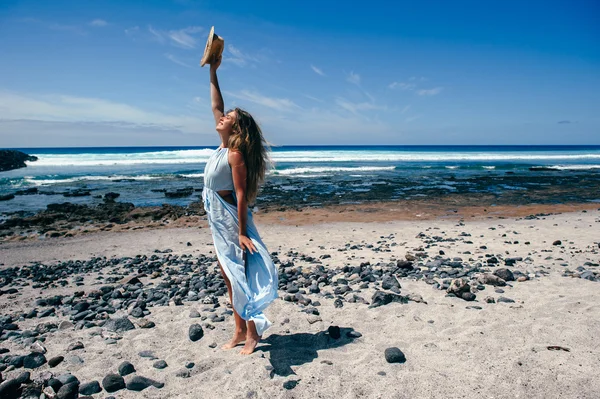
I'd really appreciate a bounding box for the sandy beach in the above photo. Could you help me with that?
[1,205,599,398]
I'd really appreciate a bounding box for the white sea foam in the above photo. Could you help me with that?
[24,174,163,186]
[541,164,600,170]
[268,151,600,163]
[25,148,600,167]
[28,149,216,167]
[272,166,396,176]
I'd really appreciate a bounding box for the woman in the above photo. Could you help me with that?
[202,54,278,355]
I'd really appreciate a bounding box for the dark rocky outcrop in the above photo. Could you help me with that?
[0,150,38,172]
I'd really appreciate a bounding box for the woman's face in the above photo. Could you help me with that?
[216,110,237,135]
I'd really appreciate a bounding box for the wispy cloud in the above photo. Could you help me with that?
[19,18,87,35]
[226,45,262,67]
[346,71,361,85]
[335,97,377,115]
[557,120,572,124]
[405,114,422,122]
[304,94,324,103]
[145,25,204,49]
[311,65,325,76]
[164,53,191,68]
[401,105,411,114]
[0,91,208,134]
[124,26,140,37]
[389,81,416,90]
[416,87,443,96]
[89,19,108,27]
[225,90,299,112]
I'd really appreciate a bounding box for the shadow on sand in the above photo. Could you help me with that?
[256,327,359,377]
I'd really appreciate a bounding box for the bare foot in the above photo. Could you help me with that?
[221,330,246,350]
[240,332,261,355]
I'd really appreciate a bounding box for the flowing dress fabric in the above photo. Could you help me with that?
[202,147,278,336]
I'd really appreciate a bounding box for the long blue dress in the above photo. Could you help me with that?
[202,147,278,336]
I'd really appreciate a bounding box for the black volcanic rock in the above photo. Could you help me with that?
[0,149,38,172]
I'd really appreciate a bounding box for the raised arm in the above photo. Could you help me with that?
[210,55,224,126]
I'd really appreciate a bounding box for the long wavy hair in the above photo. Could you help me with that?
[227,107,271,204]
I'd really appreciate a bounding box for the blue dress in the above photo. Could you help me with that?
[202,147,278,336]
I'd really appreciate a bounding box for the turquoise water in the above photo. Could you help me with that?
[2,145,600,214]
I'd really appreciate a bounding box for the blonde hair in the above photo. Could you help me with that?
[227,107,271,204]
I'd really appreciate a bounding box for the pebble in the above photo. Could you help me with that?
[102,374,125,393]
[137,318,156,329]
[494,268,515,282]
[0,379,20,398]
[57,374,79,386]
[23,352,47,369]
[153,360,168,369]
[138,350,157,359]
[189,324,204,342]
[346,330,362,338]
[57,382,79,399]
[283,380,299,390]
[498,296,516,303]
[103,317,135,333]
[118,361,136,376]
[328,326,341,339]
[384,347,406,364]
[16,371,31,384]
[68,341,84,351]
[126,376,164,391]
[79,381,102,395]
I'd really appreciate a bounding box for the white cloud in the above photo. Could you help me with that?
[335,97,377,115]
[311,65,325,76]
[389,81,416,90]
[146,25,204,49]
[226,44,263,67]
[401,105,411,114]
[416,87,443,96]
[89,19,108,27]
[225,90,299,112]
[304,94,324,103]
[164,53,191,68]
[0,91,209,134]
[125,26,140,36]
[347,71,361,85]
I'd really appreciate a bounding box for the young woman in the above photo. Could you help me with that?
[202,54,278,355]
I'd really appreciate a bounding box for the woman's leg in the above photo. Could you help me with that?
[218,262,247,349]
[240,320,261,355]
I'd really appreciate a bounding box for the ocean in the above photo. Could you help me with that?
[2,145,600,216]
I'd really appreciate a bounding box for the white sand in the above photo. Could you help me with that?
[1,210,599,398]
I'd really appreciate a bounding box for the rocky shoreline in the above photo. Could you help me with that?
[0,150,38,173]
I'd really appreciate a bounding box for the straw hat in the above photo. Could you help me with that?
[200,26,224,67]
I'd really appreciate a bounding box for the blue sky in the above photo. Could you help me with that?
[0,0,598,147]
